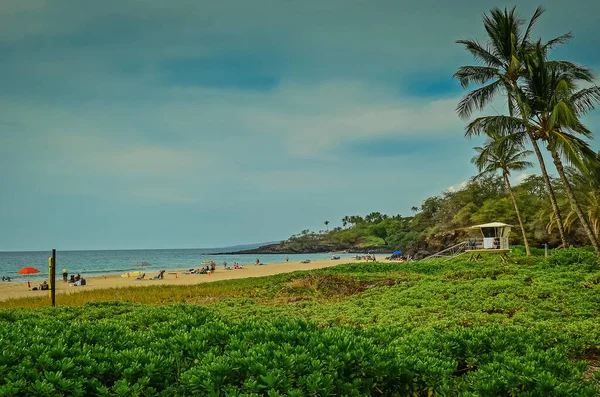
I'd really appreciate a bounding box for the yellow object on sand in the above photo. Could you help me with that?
[121,271,144,278]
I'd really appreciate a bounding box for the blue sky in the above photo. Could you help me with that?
[1,0,599,251]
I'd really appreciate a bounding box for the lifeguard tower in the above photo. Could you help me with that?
[466,222,513,263]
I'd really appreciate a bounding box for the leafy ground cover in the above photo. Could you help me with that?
[1,249,600,395]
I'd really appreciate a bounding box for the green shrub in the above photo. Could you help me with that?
[0,304,596,396]
[543,248,600,271]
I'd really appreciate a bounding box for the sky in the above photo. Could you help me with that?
[1,0,599,251]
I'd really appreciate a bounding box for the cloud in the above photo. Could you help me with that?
[446,180,469,193]
[2,0,600,250]
[511,173,532,186]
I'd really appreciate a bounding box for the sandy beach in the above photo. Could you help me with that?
[0,258,371,302]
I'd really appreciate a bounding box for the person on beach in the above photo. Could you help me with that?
[256,258,260,266]
[286,256,289,262]
[62,268,68,282]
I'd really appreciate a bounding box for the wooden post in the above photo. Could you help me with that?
[51,249,56,307]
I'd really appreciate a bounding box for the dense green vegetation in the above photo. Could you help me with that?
[1,249,600,395]
[268,171,597,257]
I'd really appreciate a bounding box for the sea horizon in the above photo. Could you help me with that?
[0,241,280,254]
[0,246,375,282]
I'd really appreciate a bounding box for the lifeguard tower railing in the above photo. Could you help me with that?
[465,237,509,251]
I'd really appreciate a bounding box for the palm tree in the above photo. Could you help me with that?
[565,152,600,239]
[565,160,600,241]
[324,221,329,232]
[472,132,533,255]
[467,46,600,254]
[454,6,571,248]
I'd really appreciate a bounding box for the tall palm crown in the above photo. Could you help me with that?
[454,6,570,119]
[472,133,533,176]
[521,45,600,165]
[467,45,600,169]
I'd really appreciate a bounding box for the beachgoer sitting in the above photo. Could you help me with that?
[74,273,81,282]
[69,275,75,283]
[80,278,86,286]
[40,281,49,290]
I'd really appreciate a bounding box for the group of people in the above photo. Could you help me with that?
[388,255,413,262]
[224,262,244,270]
[1,276,11,282]
[69,273,86,286]
[189,262,216,274]
[356,255,377,262]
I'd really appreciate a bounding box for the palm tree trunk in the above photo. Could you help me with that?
[503,171,531,256]
[510,83,568,247]
[528,134,568,247]
[550,150,600,255]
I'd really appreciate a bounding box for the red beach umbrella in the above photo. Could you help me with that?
[17,267,41,275]
[17,267,41,288]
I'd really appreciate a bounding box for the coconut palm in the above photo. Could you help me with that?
[324,221,329,232]
[564,153,600,241]
[472,132,533,255]
[467,46,600,254]
[454,6,571,248]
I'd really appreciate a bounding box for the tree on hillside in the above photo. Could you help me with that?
[365,212,387,223]
[454,5,571,248]
[342,215,365,227]
[324,220,329,231]
[472,132,533,255]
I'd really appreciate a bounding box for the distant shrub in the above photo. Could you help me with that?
[543,248,600,271]
[511,245,546,256]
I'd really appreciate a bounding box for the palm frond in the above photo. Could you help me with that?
[521,6,545,46]
[570,86,600,114]
[456,39,505,68]
[509,160,535,171]
[465,115,525,138]
[453,66,499,88]
[484,7,522,62]
[549,131,597,169]
[456,80,502,119]
[546,60,594,82]
[542,32,574,51]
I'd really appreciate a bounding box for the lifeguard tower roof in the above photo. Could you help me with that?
[469,222,513,229]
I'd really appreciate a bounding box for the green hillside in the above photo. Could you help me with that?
[259,173,598,257]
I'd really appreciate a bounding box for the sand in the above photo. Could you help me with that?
[0,258,372,302]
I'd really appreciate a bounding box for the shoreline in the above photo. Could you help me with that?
[0,257,381,302]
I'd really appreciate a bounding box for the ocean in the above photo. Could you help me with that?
[0,248,365,282]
